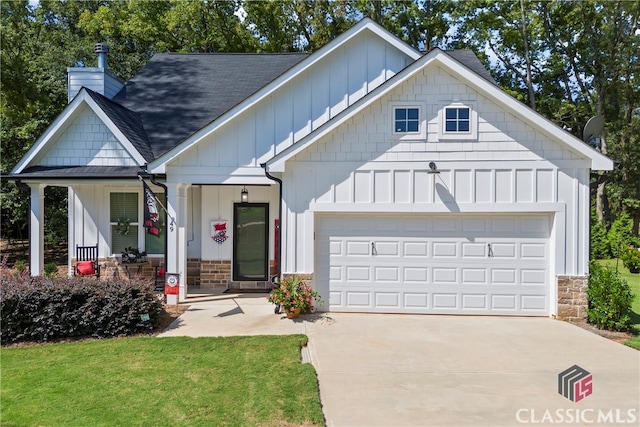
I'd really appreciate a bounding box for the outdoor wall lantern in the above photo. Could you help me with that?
[241,186,249,203]
[428,161,441,174]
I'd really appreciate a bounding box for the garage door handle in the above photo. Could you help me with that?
[371,242,377,256]
[487,243,493,258]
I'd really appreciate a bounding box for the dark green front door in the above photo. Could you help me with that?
[233,203,269,281]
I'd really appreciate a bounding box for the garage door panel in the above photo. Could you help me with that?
[491,243,516,258]
[375,293,400,307]
[404,267,428,282]
[462,294,487,309]
[521,269,546,284]
[521,243,546,258]
[346,266,370,281]
[433,293,458,309]
[433,268,457,283]
[374,267,399,282]
[491,269,517,284]
[373,241,399,256]
[317,214,550,316]
[346,241,369,256]
[347,292,371,306]
[521,295,546,310]
[433,242,457,257]
[462,242,486,257]
[492,295,517,310]
[404,241,429,256]
[462,268,487,284]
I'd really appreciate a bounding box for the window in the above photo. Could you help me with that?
[109,191,165,255]
[445,107,470,133]
[110,192,139,254]
[438,104,477,141]
[394,107,420,133]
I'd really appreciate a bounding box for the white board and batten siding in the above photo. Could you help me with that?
[316,214,551,315]
[280,65,593,316]
[167,30,413,185]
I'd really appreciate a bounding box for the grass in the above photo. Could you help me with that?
[595,259,640,350]
[1,335,325,427]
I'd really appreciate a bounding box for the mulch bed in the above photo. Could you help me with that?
[566,319,637,344]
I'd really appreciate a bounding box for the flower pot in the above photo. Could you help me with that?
[286,307,302,319]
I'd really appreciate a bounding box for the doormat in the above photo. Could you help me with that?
[223,288,271,294]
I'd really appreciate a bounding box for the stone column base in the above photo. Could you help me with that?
[556,275,588,321]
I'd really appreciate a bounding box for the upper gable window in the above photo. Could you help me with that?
[445,107,470,133]
[390,104,425,139]
[438,103,477,141]
[395,107,420,133]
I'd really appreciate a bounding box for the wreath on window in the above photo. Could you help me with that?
[116,217,131,236]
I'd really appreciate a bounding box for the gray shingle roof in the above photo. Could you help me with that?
[112,53,309,158]
[15,166,147,179]
[443,50,497,85]
[85,89,154,162]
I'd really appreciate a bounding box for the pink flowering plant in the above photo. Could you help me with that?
[268,275,322,314]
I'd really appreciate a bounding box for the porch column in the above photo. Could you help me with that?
[167,183,189,302]
[29,184,45,276]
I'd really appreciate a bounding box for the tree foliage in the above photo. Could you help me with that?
[1,0,638,245]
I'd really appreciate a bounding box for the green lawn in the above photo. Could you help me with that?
[1,335,324,427]
[595,259,640,349]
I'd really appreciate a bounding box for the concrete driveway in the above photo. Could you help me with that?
[159,293,640,427]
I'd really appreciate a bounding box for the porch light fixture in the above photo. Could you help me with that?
[241,186,248,203]
[428,161,440,174]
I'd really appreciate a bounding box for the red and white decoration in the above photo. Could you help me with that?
[211,221,229,244]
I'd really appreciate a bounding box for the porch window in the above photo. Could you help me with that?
[109,192,165,255]
[110,192,139,254]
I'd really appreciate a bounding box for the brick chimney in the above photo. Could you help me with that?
[67,43,125,103]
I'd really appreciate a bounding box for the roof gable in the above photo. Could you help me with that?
[113,52,309,158]
[147,18,422,174]
[266,49,613,172]
[11,89,148,174]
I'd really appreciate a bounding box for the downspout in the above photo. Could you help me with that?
[261,163,282,278]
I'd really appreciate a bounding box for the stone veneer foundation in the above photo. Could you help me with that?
[200,260,231,289]
[556,275,588,321]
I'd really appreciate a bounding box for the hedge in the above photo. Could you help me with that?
[1,272,163,345]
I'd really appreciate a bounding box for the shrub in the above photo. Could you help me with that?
[607,213,636,258]
[586,262,634,331]
[621,247,640,272]
[0,274,163,345]
[590,219,609,259]
[43,262,58,278]
[13,260,27,274]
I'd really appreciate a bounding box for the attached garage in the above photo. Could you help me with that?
[315,214,551,316]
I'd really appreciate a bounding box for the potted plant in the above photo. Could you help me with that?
[621,246,640,274]
[268,276,322,318]
[121,247,146,263]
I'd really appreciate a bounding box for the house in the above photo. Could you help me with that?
[8,19,612,318]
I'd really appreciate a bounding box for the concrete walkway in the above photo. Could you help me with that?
[159,293,640,427]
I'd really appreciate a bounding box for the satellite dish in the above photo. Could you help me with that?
[583,115,605,143]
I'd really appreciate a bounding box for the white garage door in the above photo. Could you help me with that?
[315,214,551,316]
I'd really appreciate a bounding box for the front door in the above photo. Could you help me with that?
[233,203,269,281]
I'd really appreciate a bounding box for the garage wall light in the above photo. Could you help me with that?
[428,161,440,174]
[241,186,248,203]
